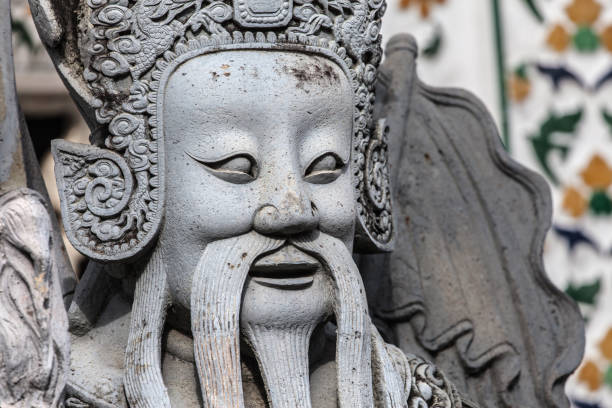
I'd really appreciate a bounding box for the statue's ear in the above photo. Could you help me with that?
[52,140,161,262]
[354,119,395,253]
[28,0,99,128]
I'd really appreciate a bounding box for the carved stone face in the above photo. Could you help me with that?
[161,50,356,310]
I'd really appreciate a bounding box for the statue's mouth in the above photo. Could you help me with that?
[250,244,320,289]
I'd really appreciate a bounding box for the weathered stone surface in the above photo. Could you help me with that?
[0,189,70,407]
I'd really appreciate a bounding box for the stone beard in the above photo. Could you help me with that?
[123,50,396,407]
[191,231,372,407]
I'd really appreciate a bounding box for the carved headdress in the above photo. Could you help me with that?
[35,0,392,262]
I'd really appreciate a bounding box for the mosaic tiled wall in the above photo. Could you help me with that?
[503,2,612,406]
[382,1,612,407]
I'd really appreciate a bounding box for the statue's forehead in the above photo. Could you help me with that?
[166,50,350,91]
[162,50,355,151]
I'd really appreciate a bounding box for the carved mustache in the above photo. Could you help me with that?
[190,230,373,408]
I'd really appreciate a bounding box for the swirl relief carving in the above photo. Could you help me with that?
[355,119,394,251]
[52,140,156,261]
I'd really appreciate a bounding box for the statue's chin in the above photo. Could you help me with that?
[240,269,333,330]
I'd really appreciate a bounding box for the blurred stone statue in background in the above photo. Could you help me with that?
[0,0,584,406]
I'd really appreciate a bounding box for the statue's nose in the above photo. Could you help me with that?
[253,190,319,236]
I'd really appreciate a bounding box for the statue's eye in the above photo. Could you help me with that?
[188,153,257,184]
[304,153,345,184]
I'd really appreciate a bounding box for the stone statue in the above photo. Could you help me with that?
[0,0,584,405]
[0,2,72,405]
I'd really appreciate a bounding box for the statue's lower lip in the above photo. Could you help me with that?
[250,275,315,289]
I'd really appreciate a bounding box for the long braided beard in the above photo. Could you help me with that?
[190,230,374,408]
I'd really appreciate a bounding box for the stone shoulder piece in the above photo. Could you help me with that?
[367,34,584,407]
[52,140,159,261]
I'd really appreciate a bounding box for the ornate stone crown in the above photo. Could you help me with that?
[51,0,392,261]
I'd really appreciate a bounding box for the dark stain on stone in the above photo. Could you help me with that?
[282,57,341,91]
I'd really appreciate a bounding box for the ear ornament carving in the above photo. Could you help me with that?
[355,119,394,252]
[52,140,160,262]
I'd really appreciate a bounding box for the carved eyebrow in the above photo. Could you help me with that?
[185,150,258,184]
[184,149,255,164]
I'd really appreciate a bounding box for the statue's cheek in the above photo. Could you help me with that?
[163,176,257,243]
[310,172,356,248]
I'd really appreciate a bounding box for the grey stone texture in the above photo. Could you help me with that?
[362,34,585,407]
